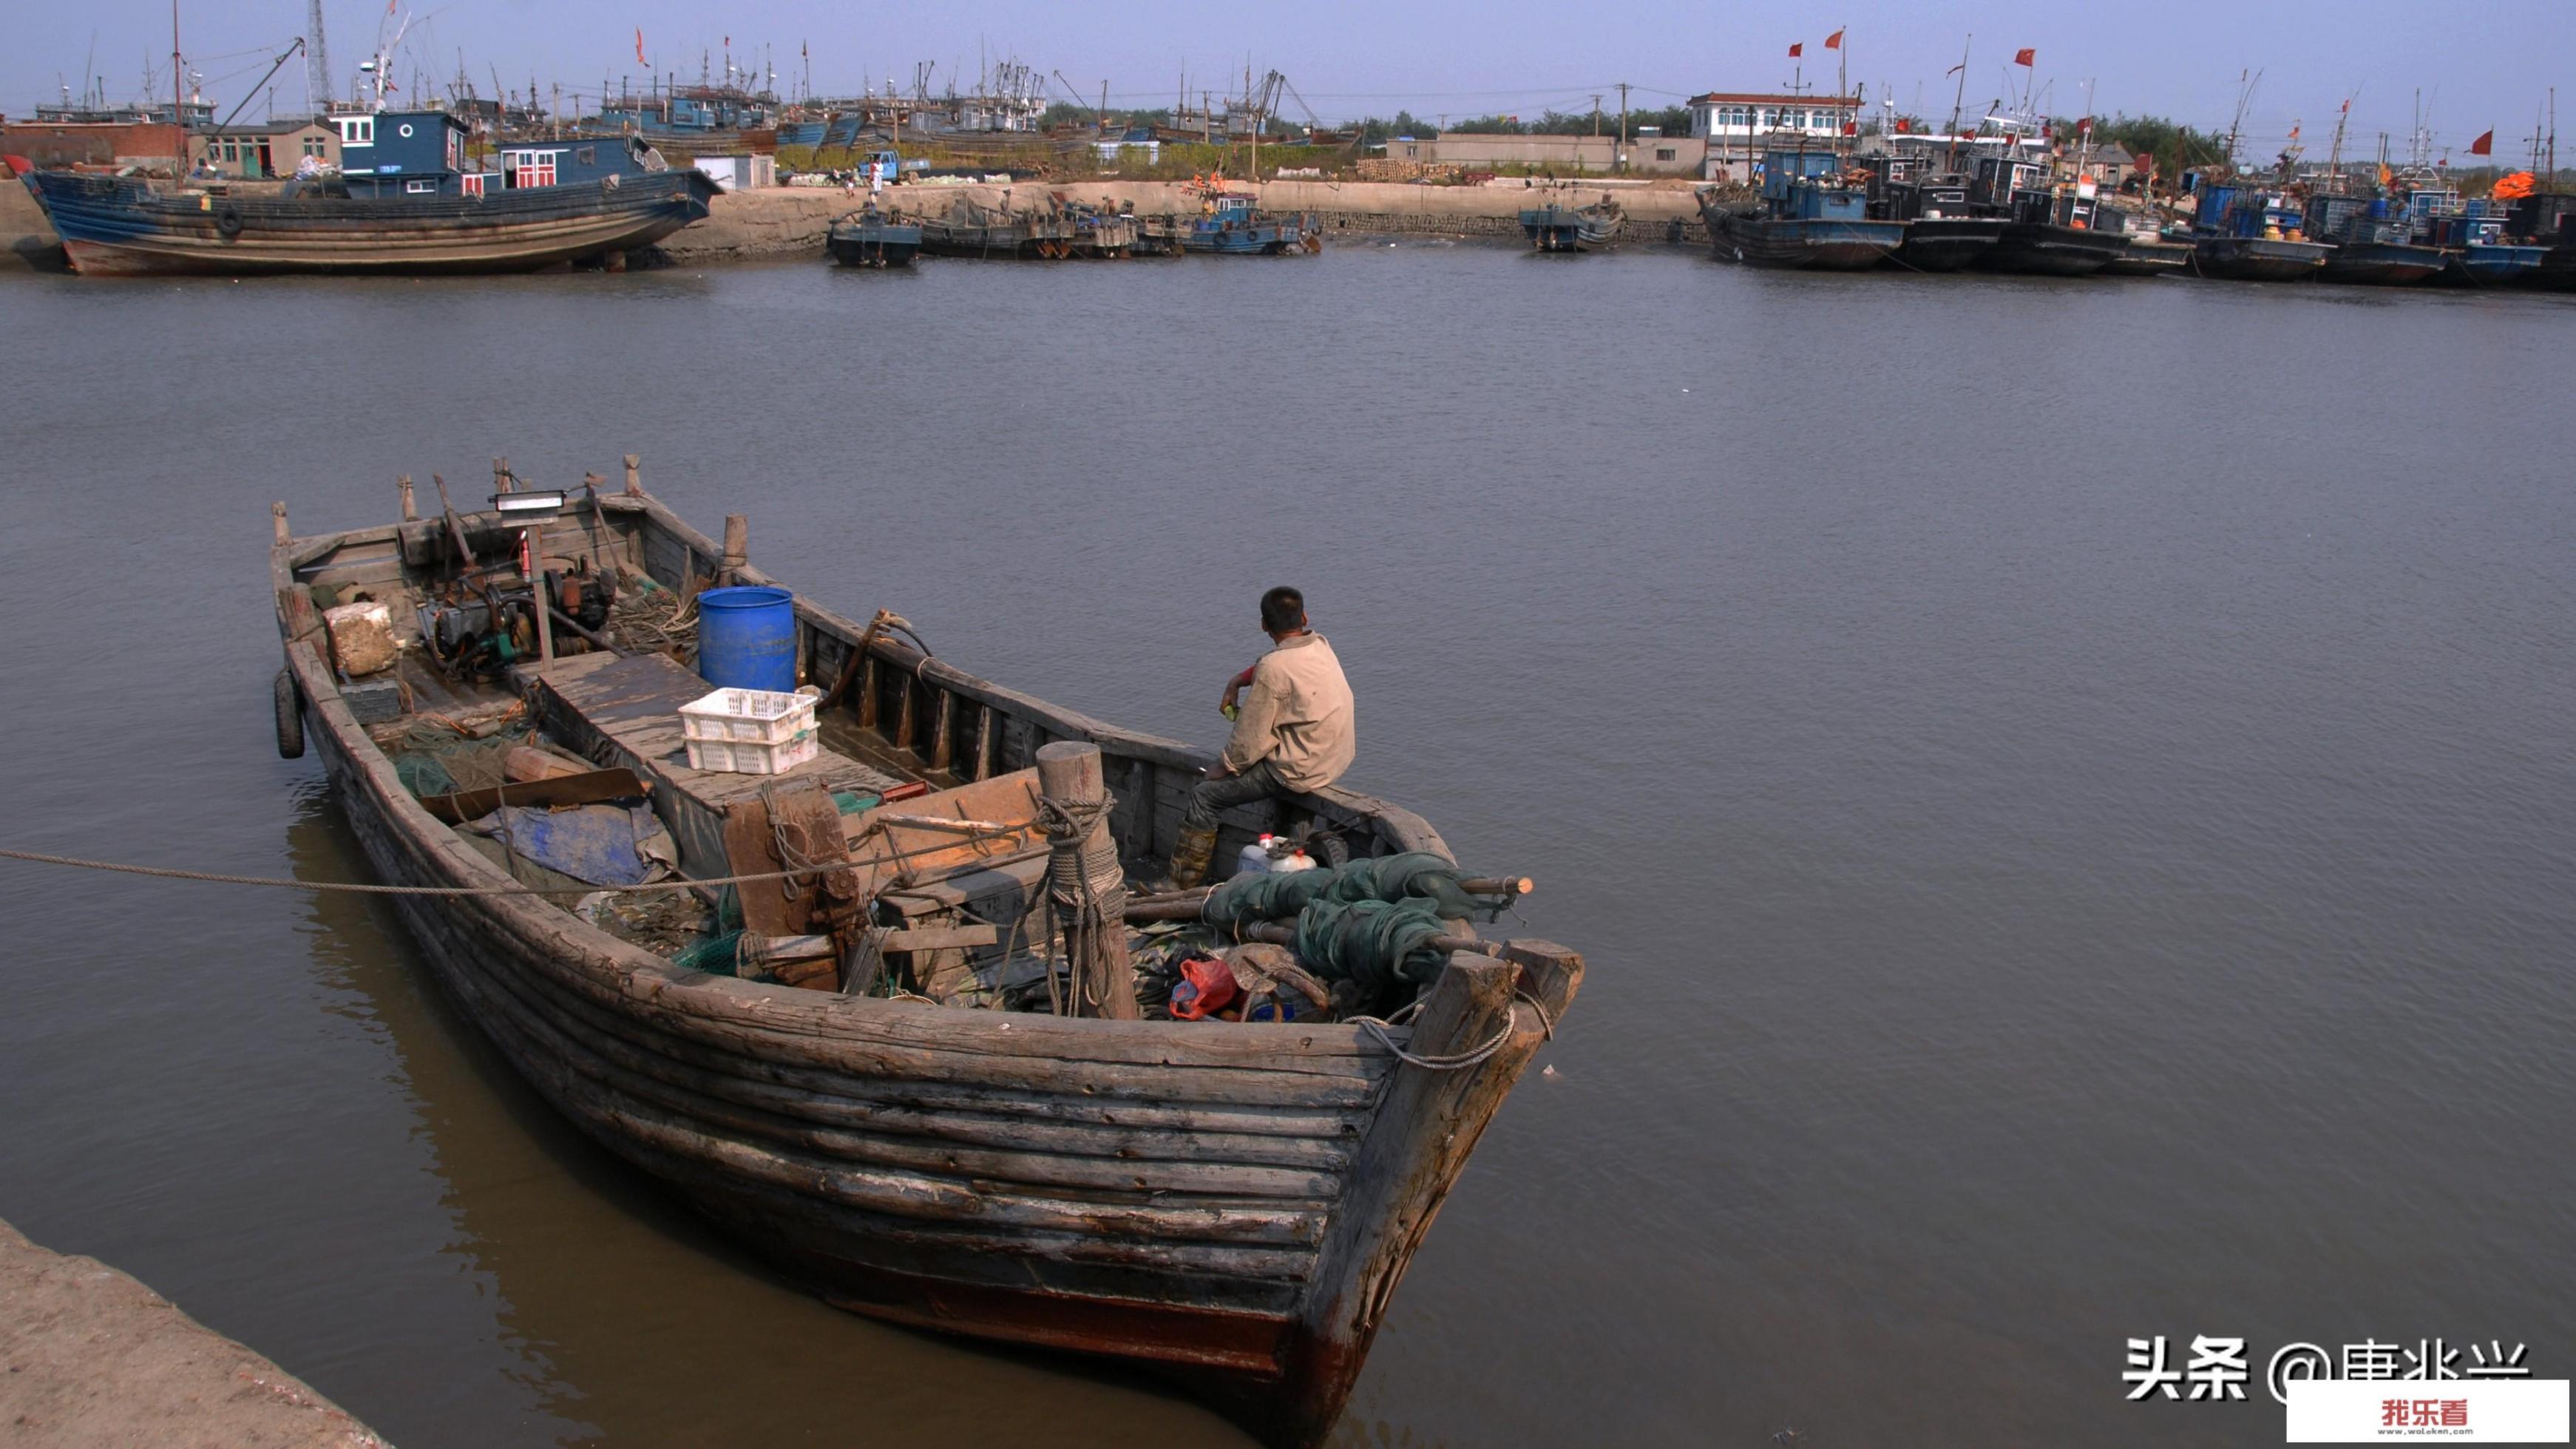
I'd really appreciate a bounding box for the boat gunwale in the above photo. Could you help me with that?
[271,495,1423,1073]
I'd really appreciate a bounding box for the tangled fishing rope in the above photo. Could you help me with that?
[1033,788,1123,1018]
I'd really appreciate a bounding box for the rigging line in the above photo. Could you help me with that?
[0,827,1023,900]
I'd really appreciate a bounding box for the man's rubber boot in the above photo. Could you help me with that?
[1164,825,1219,892]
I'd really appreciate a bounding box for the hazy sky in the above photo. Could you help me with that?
[16,0,2570,165]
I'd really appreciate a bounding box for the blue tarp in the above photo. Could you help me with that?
[467,804,671,886]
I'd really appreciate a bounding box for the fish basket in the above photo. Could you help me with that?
[678,687,819,775]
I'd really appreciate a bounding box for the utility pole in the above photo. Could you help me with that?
[1591,93,1601,138]
[1616,81,1630,174]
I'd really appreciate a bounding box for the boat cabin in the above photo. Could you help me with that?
[2194,184,2308,240]
[328,109,658,198]
[1759,148,1867,220]
[1967,155,2047,212]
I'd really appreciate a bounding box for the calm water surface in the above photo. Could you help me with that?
[1,246,2570,1447]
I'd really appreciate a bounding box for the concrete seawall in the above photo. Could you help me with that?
[0,1218,390,1447]
[0,173,1711,271]
[660,177,1712,262]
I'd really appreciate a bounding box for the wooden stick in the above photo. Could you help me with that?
[1124,875,1533,921]
[1035,741,1138,1020]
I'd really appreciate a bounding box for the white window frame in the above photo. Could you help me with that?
[338,116,373,147]
[405,178,436,194]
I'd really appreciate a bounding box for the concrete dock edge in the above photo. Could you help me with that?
[0,1218,390,1448]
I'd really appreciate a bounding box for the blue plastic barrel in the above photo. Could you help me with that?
[696,586,798,692]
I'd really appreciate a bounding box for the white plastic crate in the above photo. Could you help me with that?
[678,687,820,774]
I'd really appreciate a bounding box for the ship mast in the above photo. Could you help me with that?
[1944,33,1970,172]
[171,0,184,171]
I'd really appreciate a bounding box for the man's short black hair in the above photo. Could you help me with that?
[1260,586,1306,634]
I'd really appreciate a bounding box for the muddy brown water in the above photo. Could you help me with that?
[1,248,2570,1447]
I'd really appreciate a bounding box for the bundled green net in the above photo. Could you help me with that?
[1201,852,1485,929]
[1288,897,1455,999]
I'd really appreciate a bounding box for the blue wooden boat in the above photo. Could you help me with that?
[1517,200,1622,253]
[1181,194,1320,255]
[21,111,715,276]
[2187,184,2328,281]
[1698,148,1902,270]
[2419,206,2548,288]
[2303,192,2444,285]
[825,206,922,268]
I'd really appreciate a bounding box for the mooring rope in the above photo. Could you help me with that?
[0,830,1009,901]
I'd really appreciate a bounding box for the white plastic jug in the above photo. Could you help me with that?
[1236,836,1278,879]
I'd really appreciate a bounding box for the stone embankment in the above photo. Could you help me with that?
[0,1218,390,1448]
[660,176,1714,262]
[0,172,1715,271]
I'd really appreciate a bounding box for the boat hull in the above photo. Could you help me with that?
[1896,217,2003,271]
[1705,208,1902,270]
[1978,223,2129,276]
[826,225,922,268]
[2431,243,2548,288]
[2191,236,2331,282]
[2314,241,2443,286]
[27,169,715,276]
[2100,239,2193,277]
[1519,208,1619,253]
[270,490,1579,1448]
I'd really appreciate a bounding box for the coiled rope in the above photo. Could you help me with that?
[1348,988,1556,1071]
[1033,788,1122,1018]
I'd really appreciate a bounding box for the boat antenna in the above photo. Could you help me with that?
[172,0,184,171]
[1944,33,1971,172]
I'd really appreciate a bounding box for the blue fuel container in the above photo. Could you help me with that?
[696,586,798,692]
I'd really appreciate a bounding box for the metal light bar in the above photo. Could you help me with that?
[491,489,568,517]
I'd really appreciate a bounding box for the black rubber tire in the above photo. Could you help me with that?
[274,668,305,759]
[215,206,244,238]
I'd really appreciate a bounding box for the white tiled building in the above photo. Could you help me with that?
[1687,92,1862,181]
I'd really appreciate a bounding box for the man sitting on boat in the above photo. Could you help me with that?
[1166,587,1356,889]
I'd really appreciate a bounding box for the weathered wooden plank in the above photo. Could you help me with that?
[473,976,1345,1202]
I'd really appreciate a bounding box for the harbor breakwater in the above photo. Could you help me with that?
[659,177,1709,261]
[0,174,1706,271]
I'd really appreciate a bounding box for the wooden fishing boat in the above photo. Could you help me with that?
[24,167,716,277]
[1180,195,1321,255]
[825,207,923,268]
[1518,200,1623,253]
[1697,151,1902,271]
[21,111,716,276]
[266,463,1579,1447]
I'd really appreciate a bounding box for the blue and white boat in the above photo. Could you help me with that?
[21,109,714,276]
[1179,194,1318,255]
[1698,146,1903,270]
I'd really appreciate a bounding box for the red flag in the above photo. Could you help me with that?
[2469,129,2494,155]
[2013,47,2036,67]
[1843,121,1857,136]
[1825,30,1844,50]
[1789,42,1803,58]
[2288,124,2300,140]
[635,28,647,65]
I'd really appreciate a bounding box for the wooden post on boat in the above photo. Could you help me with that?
[1273,943,1580,1444]
[720,514,749,585]
[271,501,289,546]
[1034,741,1138,1019]
[399,475,416,520]
[623,454,642,496]
[492,456,511,492]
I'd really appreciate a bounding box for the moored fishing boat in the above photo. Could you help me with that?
[2305,191,2442,285]
[1518,198,1623,252]
[2188,184,2328,281]
[21,111,715,276]
[1965,156,2129,276]
[914,196,1076,259]
[825,206,922,268]
[1181,193,1321,255]
[265,463,1579,1448]
[1698,147,1902,271]
[1885,174,2002,271]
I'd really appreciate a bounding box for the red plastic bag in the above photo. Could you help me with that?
[1169,954,1240,1020]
